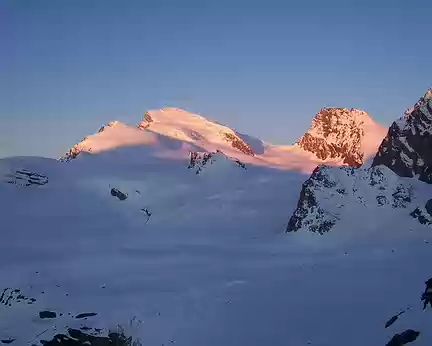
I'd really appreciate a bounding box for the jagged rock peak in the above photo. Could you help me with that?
[372,87,432,183]
[297,108,385,167]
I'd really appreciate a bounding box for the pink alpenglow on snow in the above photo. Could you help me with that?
[62,107,387,172]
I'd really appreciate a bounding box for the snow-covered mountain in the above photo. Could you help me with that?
[61,107,386,174]
[286,164,416,234]
[297,107,387,167]
[2,100,432,345]
[137,108,255,156]
[372,88,432,182]
[288,88,432,235]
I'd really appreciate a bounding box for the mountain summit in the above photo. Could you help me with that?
[297,108,387,167]
[137,108,255,156]
[61,107,386,172]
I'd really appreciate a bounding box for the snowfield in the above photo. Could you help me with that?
[1,149,432,346]
[1,108,431,345]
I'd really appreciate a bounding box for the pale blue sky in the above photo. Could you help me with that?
[1,0,431,158]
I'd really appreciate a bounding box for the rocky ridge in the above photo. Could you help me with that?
[372,88,432,183]
[286,164,413,234]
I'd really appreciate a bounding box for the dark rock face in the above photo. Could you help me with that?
[297,108,370,167]
[372,89,432,183]
[286,166,339,234]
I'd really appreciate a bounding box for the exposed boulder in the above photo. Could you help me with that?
[386,329,420,346]
[110,188,128,201]
[39,311,57,319]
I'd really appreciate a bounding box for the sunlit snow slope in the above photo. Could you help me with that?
[62,107,386,173]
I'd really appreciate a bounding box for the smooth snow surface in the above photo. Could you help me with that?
[360,113,388,161]
[1,147,432,345]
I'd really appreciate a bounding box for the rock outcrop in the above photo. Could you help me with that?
[297,108,386,167]
[188,150,246,175]
[410,198,432,225]
[4,169,48,187]
[137,112,154,130]
[222,132,255,156]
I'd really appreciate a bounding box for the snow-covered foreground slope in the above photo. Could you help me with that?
[1,150,432,345]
